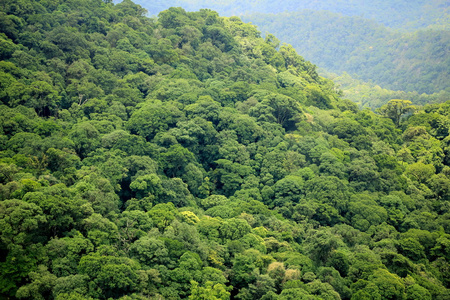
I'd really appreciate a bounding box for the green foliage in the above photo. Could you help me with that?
[378,99,416,127]
[189,280,230,300]
[78,252,142,299]
[0,1,449,299]
[325,71,450,109]
[242,10,450,94]
[125,100,183,141]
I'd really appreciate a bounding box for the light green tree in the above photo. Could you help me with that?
[378,99,415,127]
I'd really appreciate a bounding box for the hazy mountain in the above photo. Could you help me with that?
[133,0,449,30]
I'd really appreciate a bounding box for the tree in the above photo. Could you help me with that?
[0,200,47,296]
[219,218,251,241]
[201,195,229,210]
[348,199,388,231]
[188,281,230,300]
[0,199,46,246]
[305,84,334,109]
[212,159,253,196]
[1,1,449,298]
[398,237,426,261]
[161,144,196,178]
[69,122,101,159]
[16,265,57,300]
[52,275,90,299]
[272,175,304,206]
[406,284,432,300]
[303,229,340,263]
[368,268,406,300]
[158,7,191,29]
[261,93,303,130]
[46,231,94,277]
[378,99,415,127]
[24,80,60,117]
[78,252,141,299]
[237,274,276,299]
[129,236,169,266]
[231,249,272,289]
[129,173,162,200]
[23,184,93,237]
[279,288,315,300]
[304,176,350,214]
[126,100,183,141]
[74,171,120,215]
[405,162,435,183]
[147,203,179,231]
[326,251,350,277]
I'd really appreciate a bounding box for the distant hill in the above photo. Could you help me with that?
[242,11,450,94]
[321,70,450,109]
[131,0,450,96]
[133,0,449,30]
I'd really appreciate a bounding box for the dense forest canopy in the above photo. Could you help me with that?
[0,0,450,300]
[128,0,450,106]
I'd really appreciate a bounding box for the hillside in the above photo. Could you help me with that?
[134,0,449,30]
[322,71,450,109]
[242,11,450,95]
[1,1,450,300]
[132,0,450,102]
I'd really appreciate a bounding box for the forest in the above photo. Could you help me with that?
[133,0,450,109]
[0,0,450,299]
[134,0,449,30]
[243,10,450,95]
[322,71,450,110]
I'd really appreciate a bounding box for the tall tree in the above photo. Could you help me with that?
[378,99,416,127]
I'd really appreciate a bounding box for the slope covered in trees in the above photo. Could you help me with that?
[134,0,449,30]
[242,11,450,95]
[132,0,450,104]
[1,1,450,299]
[322,71,450,109]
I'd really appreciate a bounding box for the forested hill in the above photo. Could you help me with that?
[131,0,450,102]
[323,71,450,110]
[133,0,449,30]
[242,11,450,95]
[1,1,450,300]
